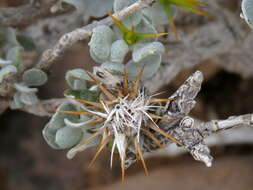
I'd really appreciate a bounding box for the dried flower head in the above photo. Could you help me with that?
[58,67,180,180]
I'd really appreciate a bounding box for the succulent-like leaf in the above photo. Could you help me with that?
[55,126,83,149]
[43,103,79,149]
[101,62,125,72]
[19,92,39,105]
[22,68,48,86]
[89,25,115,63]
[10,92,25,109]
[67,132,101,159]
[126,54,162,80]
[113,0,142,27]
[132,42,165,62]
[110,40,129,63]
[65,69,90,90]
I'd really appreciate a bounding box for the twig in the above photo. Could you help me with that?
[145,0,253,92]
[0,0,59,28]
[20,98,68,116]
[0,0,154,99]
[36,0,154,71]
[126,70,253,168]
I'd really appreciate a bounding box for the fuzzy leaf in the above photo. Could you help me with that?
[22,68,48,86]
[19,92,39,105]
[132,42,165,62]
[55,126,83,149]
[67,132,101,159]
[113,0,142,27]
[65,69,90,89]
[10,92,24,109]
[89,25,115,63]
[43,103,79,149]
[101,62,125,72]
[110,39,129,63]
[126,54,162,80]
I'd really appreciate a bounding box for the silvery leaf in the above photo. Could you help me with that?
[0,65,17,83]
[132,42,165,62]
[43,124,61,149]
[136,16,157,34]
[64,118,93,128]
[110,40,129,63]
[55,126,83,149]
[42,103,79,149]
[10,92,25,109]
[20,92,39,105]
[114,0,142,27]
[65,69,90,89]
[48,103,79,131]
[101,62,125,72]
[22,68,48,86]
[67,132,101,159]
[126,54,162,80]
[89,25,115,63]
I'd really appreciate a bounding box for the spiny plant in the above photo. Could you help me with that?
[41,0,210,180]
[63,68,180,178]
[109,12,168,45]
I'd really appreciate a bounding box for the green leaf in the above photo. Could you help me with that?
[64,89,100,102]
[22,68,48,86]
[55,126,83,149]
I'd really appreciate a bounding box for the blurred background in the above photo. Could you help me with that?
[1,0,253,190]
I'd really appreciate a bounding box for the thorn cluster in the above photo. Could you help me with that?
[59,67,180,180]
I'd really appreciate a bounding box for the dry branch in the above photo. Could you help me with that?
[126,70,253,168]
[0,0,59,28]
